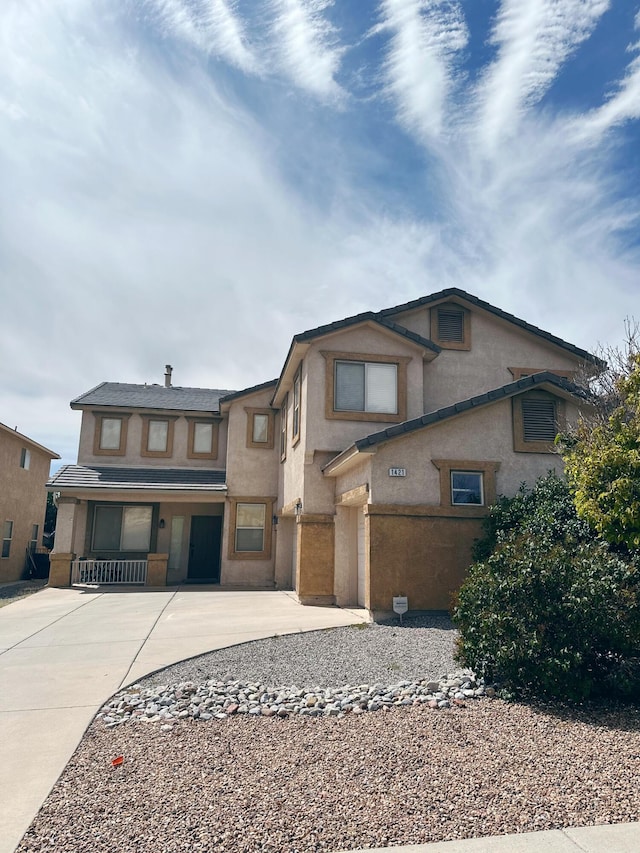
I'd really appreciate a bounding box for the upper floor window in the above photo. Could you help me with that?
[141,416,176,458]
[292,366,302,444]
[280,395,288,461]
[92,505,153,552]
[20,448,31,469]
[335,360,397,414]
[431,303,471,350]
[2,521,13,558]
[322,350,409,423]
[187,418,219,460]
[93,413,129,456]
[245,408,274,449]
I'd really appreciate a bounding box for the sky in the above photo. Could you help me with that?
[1,0,639,470]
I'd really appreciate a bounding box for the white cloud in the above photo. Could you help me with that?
[475,0,610,154]
[377,0,468,142]
[269,0,345,101]
[566,39,640,144]
[147,0,259,72]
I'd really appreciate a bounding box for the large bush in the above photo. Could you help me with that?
[453,474,640,701]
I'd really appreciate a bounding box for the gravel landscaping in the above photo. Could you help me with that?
[17,614,640,852]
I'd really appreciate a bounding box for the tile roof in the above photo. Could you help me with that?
[380,288,603,365]
[353,372,590,451]
[292,312,440,354]
[70,383,236,413]
[48,465,227,491]
[219,379,279,404]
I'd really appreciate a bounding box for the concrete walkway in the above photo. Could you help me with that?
[0,585,367,853]
[1,587,637,853]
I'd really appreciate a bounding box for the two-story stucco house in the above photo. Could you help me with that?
[47,289,597,614]
[0,422,60,583]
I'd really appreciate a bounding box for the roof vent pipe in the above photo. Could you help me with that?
[164,365,173,388]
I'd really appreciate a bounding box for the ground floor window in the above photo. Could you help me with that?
[228,497,274,560]
[2,521,13,558]
[235,503,266,552]
[451,471,484,505]
[92,505,153,551]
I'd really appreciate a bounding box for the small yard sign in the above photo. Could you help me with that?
[393,596,408,616]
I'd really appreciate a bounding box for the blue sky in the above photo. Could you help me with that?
[1,0,639,468]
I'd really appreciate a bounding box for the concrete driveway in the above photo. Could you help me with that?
[0,586,367,853]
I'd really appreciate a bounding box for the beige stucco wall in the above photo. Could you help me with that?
[0,429,53,582]
[278,324,427,518]
[77,409,229,469]
[393,303,584,412]
[224,389,279,496]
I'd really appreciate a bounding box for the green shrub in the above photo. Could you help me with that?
[453,475,640,701]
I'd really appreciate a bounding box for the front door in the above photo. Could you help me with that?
[187,516,222,582]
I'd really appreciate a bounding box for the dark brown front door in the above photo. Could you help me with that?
[187,516,222,582]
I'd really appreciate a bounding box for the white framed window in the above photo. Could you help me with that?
[280,396,288,460]
[193,422,213,454]
[292,367,301,442]
[335,361,397,414]
[235,503,266,552]
[92,505,153,551]
[451,471,484,506]
[20,448,31,469]
[29,524,39,552]
[2,521,13,558]
[100,418,122,450]
[147,420,168,452]
[252,413,269,444]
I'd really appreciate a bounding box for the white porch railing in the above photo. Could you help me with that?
[71,559,148,585]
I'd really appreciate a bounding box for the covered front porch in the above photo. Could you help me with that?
[47,465,228,588]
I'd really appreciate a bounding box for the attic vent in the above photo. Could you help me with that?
[522,398,557,442]
[437,307,465,342]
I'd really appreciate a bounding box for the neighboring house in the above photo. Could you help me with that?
[47,289,598,614]
[0,422,60,583]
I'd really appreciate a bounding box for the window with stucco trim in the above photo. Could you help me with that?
[93,412,130,456]
[187,418,219,459]
[141,416,176,458]
[322,351,409,424]
[432,460,499,514]
[280,395,288,461]
[227,497,274,560]
[292,366,302,445]
[245,408,275,449]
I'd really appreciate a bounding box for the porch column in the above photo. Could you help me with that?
[146,553,169,586]
[48,497,80,587]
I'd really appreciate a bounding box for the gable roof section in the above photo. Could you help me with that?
[272,313,441,404]
[380,287,603,366]
[0,421,60,459]
[323,372,590,474]
[71,382,236,413]
[219,379,278,405]
[48,465,227,492]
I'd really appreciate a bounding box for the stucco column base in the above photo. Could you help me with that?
[296,514,335,606]
[48,553,74,588]
[146,553,169,587]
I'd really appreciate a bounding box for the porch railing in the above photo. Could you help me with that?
[71,559,148,586]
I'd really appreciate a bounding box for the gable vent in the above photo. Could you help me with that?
[522,398,557,442]
[438,308,465,342]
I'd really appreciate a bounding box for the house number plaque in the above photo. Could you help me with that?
[388,467,406,477]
